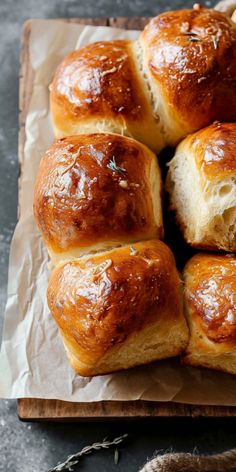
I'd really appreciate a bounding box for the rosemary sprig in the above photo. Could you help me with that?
[107,156,126,174]
[47,434,128,472]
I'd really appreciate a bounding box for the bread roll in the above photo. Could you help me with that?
[50,40,165,153]
[183,253,236,375]
[47,240,189,376]
[166,122,236,252]
[50,7,236,151]
[34,133,163,265]
[140,6,236,146]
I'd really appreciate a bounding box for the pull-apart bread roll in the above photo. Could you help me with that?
[166,122,236,252]
[50,40,165,153]
[140,6,236,146]
[47,240,189,376]
[50,7,236,151]
[183,253,236,375]
[34,133,163,265]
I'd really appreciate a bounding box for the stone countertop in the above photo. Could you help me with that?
[1,1,236,471]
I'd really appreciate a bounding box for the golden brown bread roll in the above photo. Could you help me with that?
[166,122,236,252]
[50,40,165,153]
[50,7,236,151]
[34,133,163,265]
[47,240,189,376]
[183,253,236,375]
[140,6,236,145]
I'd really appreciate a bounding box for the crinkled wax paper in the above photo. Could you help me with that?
[1,15,236,404]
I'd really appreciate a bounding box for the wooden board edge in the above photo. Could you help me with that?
[17,398,236,421]
[17,16,236,421]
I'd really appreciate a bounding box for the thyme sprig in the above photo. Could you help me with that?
[188,36,201,42]
[182,31,201,43]
[107,156,126,174]
[212,31,221,49]
[183,31,199,36]
[212,36,218,49]
[48,434,128,471]
[182,29,221,49]
[114,448,120,464]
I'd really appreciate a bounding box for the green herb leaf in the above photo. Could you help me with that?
[212,36,218,49]
[188,36,201,42]
[114,448,119,465]
[107,156,126,174]
[183,31,198,36]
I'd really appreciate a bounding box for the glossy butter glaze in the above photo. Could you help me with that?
[189,122,236,180]
[141,6,236,130]
[34,134,162,254]
[50,40,149,125]
[185,253,236,344]
[47,240,182,357]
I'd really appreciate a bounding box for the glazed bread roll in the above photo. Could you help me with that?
[47,240,189,376]
[183,253,236,375]
[50,7,236,152]
[166,122,236,252]
[50,40,165,153]
[140,6,236,146]
[34,133,163,265]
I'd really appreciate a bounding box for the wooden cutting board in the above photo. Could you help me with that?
[18,18,236,421]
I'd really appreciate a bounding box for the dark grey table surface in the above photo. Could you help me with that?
[1,0,236,471]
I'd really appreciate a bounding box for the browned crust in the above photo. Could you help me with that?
[50,40,152,132]
[34,133,162,254]
[141,7,236,131]
[47,240,183,363]
[183,253,236,345]
[185,122,236,180]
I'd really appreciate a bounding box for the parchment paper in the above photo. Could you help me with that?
[1,16,236,404]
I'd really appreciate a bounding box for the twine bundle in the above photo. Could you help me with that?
[140,449,236,472]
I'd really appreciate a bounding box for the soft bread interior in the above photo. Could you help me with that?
[130,41,166,151]
[183,352,236,376]
[183,313,236,376]
[61,311,189,376]
[166,145,205,242]
[166,144,236,251]
[136,39,190,147]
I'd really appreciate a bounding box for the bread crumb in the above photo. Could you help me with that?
[101,67,117,76]
[193,3,202,10]
[119,180,128,189]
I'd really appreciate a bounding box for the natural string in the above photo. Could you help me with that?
[140,448,236,472]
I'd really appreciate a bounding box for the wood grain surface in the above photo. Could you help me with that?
[17,18,236,421]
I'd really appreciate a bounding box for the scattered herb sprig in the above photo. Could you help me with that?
[182,31,198,36]
[212,35,218,49]
[182,31,201,42]
[48,434,128,472]
[182,29,221,49]
[212,31,220,49]
[107,156,126,174]
[188,36,201,42]
[114,448,120,465]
